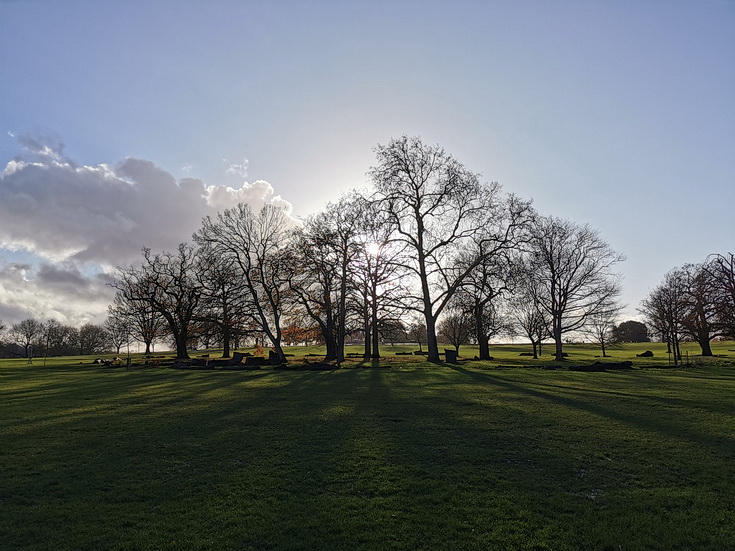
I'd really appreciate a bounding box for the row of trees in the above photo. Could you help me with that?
[112,136,626,363]
[640,253,735,363]
[0,317,126,359]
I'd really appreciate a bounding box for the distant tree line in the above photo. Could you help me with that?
[640,253,735,364]
[0,317,121,359]
[106,136,627,363]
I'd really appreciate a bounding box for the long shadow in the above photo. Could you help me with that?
[446,364,735,453]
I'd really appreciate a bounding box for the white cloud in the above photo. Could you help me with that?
[0,137,293,267]
[0,135,295,326]
[0,257,114,326]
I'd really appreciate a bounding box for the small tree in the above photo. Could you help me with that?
[104,315,130,355]
[9,318,44,358]
[584,304,623,357]
[640,271,687,365]
[437,309,474,356]
[407,317,427,352]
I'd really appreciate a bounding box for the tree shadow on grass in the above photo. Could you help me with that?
[446,364,734,453]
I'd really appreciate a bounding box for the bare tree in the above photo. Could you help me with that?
[678,262,723,356]
[369,135,519,363]
[705,252,735,340]
[104,315,130,355]
[78,323,110,355]
[288,210,341,361]
[526,216,624,361]
[510,270,550,359]
[583,303,623,357]
[114,244,202,360]
[640,270,687,365]
[43,320,79,357]
[349,194,409,359]
[195,203,291,363]
[9,318,44,358]
[194,244,248,358]
[437,308,474,356]
[407,316,427,352]
[109,290,165,355]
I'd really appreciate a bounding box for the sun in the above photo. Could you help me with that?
[366,242,381,256]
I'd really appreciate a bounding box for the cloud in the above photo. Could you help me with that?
[224,156,249,179]
[0,135,295,326]
[0,136,293,267]
[0,257,113,326]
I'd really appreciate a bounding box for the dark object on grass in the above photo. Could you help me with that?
[396,351,412,355]
[413,351,428,355]
[569,361,633,372]
[636,350,654,357]
[245,356,267,366]
[274,363,335,371]
[444,349,458,363]
[519,352,536,357]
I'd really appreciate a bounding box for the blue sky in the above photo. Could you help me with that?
[1,0,733,326]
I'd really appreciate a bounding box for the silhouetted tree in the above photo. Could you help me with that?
[438,308,474,356]
[114,244,202,360]
[9,318,44,358]
[526,216,624,361]
[194,243,248,358]
[195,203,291,363]
[640,270,687,364]
[104,314,130,355]
[369,135,520,363]
[584,303,623,357]
[706,252,735,338]
[78,323,110,355]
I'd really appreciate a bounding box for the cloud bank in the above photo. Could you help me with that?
[0,135,294,325]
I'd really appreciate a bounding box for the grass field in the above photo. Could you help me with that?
[1,343,734,550]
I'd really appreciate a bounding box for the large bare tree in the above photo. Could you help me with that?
[369,135,520,363]
[114,244,202,360]
[526,216,624,361]
[195,203,291,363]
[706,252,735,339]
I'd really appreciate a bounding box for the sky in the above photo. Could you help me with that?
[1,0,734,328]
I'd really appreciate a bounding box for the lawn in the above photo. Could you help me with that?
[1,345,734,550]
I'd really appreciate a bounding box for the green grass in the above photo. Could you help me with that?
[1,344,734,550]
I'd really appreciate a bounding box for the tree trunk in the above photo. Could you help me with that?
[174,333,189,360]
[475,305,491,360]
[478,336,491,361]
[553,321,564,361]
[699,339,713,356]
[532,341,538,359]
[221,326,231,358]
[426,315,440,363]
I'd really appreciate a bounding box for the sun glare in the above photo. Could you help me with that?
[366,242,381,256]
